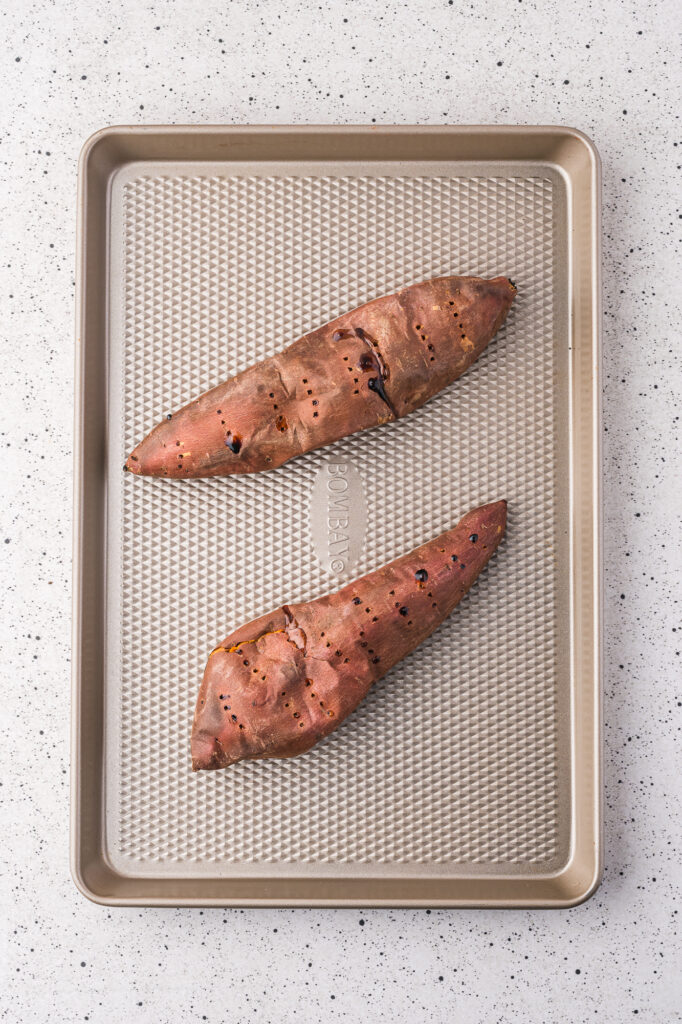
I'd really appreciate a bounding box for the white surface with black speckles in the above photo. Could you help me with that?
[1,0,680,1021]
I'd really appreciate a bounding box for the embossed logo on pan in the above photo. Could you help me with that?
[309,459,365,577]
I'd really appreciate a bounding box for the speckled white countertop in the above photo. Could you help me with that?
[1,0,680,1021]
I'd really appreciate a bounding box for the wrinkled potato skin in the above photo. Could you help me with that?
[126,276,515,478]
[191,501,507,771]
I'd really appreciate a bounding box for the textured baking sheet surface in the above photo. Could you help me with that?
[106,169,568,874]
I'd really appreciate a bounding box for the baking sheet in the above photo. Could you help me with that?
[73,126,601,906]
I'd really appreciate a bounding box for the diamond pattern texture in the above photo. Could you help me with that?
[108,171,564,871]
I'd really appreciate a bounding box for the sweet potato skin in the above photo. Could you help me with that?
[191,500,507,771]
[126,276,515,478]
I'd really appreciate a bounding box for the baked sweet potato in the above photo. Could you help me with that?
[191,500,506,771]
[126,275,515,478]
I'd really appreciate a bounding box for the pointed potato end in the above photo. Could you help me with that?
[459,499,508,544]
[124,428,176,477]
